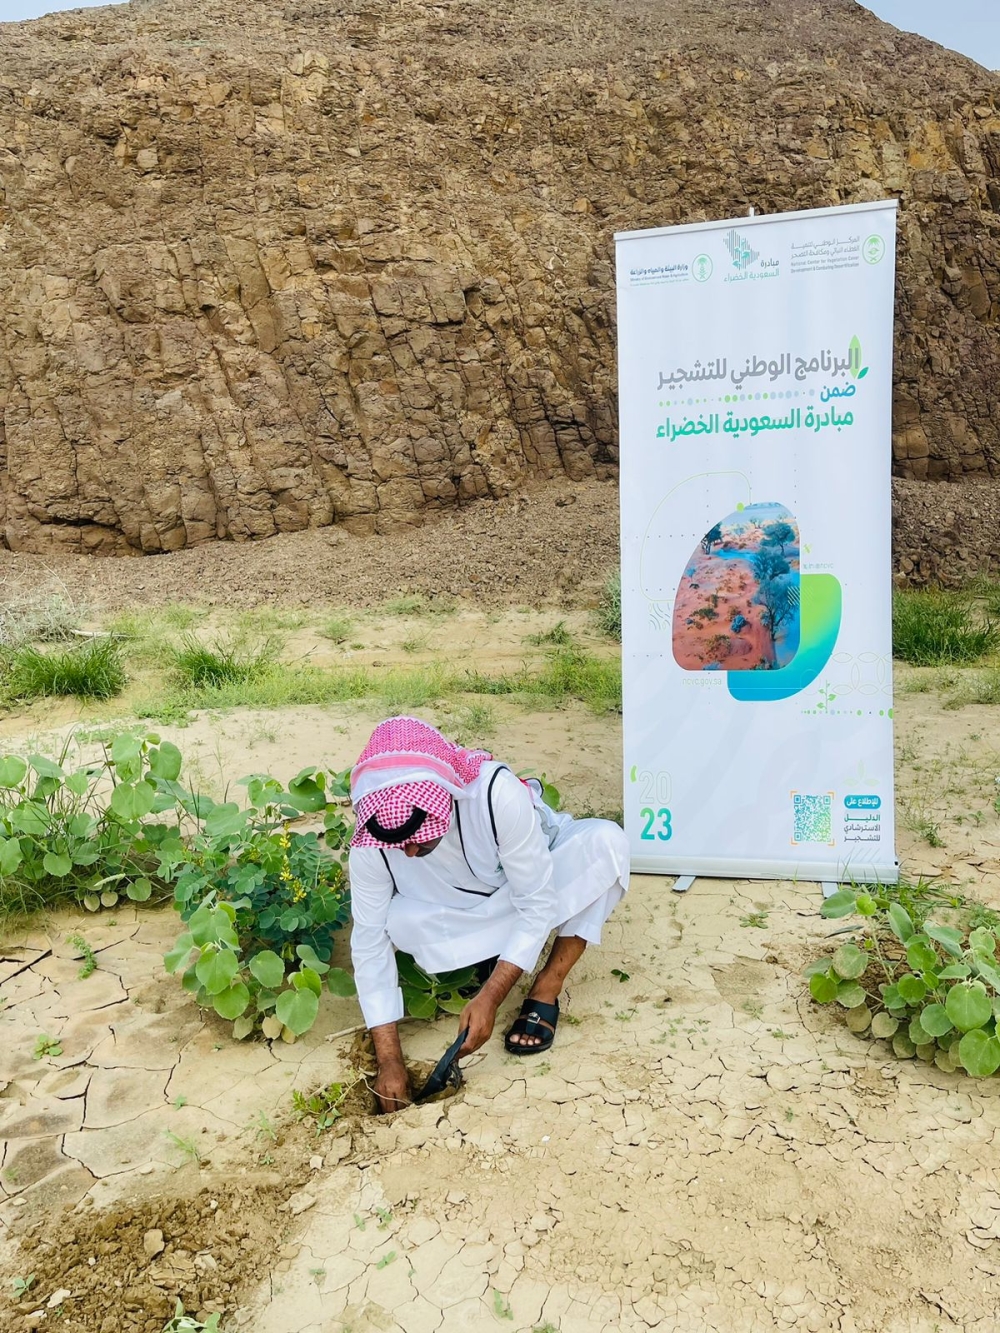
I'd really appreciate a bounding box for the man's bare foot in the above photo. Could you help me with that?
[505,935,588,1048]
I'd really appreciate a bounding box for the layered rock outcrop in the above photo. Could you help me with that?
[0,0,998,554]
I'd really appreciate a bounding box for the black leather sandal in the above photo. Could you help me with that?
[504,998,559,1055]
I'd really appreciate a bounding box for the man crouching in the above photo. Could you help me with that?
[347,716,629,1112]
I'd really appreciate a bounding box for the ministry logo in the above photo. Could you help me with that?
[724,230,759,272]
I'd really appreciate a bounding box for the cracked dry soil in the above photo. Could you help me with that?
[2,630,1000,1331]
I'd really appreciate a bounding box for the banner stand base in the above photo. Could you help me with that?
[821,882,838,899]
[673,876,695,894]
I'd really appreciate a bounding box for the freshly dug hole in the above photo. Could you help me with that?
[343,1030,461,1116]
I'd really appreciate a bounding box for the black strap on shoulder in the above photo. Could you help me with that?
[486,765,511,845]
[378,849,397,894]
[453,799,467,858]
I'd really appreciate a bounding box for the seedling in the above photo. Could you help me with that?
[68,933,97,979]
[740,908,769,929]
[249,1110,278,1143]
[610,968,630,983]
[33,1035,62,1060]
[375,1207,393,1230]
[11,1275,37,1298]
[173,1094,188,1109]
[291,1081,352,1133]
[162,1301,221,1331]
[164,1130,205,1167]
[376,1251,397,1269]
[309,1267,326,1285]
[493,1289,514,1319]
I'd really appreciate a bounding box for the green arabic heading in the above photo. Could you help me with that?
[656,407,856,442]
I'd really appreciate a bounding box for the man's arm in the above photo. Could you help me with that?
[458,771,556,1055]
[348,849,411,1111]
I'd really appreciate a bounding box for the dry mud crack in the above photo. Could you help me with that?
[2,662,1000,1331]
[4,880,1000,1333]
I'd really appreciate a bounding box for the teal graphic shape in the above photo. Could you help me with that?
[728,573,842,702]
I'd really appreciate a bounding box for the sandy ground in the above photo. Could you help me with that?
[2,617,1000,1332]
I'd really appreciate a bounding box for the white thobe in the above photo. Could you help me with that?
[348,762,630,1029]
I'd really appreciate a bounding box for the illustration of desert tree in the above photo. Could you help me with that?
[751,547,799,660]
[760,520,796,556]
[701,523,723,554]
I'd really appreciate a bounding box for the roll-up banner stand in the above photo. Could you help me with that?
[615,202,899,885]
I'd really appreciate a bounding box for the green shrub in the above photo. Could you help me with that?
[320,615,354,644]
[533,647,622,712]
[169,635,278,689]
[526,621,573,647]
[808,885,1000,1076]
[464,648,621,713]
[944,667,1000,709]
[2,638,126,702]
[0,734,182,920]
[596,571,622,641]
[396,952,480,1019]
[892,590,999,665]
[162,766,357,1040]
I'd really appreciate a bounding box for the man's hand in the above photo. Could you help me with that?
[458,960,524,1056]
[457,991,499,1056]
[370,1021,410,1114]
[373,1057,412,1114]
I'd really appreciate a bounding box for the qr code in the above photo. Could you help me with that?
[792,793,833,845]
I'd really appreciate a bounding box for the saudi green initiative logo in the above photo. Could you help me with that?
[863,234,886,264]
[693,254,713,282]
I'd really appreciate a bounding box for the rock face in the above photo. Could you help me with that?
[0,0,998,554]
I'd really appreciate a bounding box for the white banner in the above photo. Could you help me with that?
[616,202,899,883]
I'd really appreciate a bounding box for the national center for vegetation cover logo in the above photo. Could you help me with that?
[724,230,759,272]
[863,234,886,264]
[693,254,713,282]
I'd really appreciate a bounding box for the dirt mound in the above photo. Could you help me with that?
[1,473,996,608]
[0,0,998,554]
[892,476,1000,586]
[4,1178,300,1333]
[0,477,619,612]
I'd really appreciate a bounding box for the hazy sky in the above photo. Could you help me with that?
[863,1,999,71]
[0,0,997,71]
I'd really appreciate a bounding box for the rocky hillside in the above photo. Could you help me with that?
[0,0,998,555]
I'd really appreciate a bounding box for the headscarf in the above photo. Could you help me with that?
[349,716,493,849]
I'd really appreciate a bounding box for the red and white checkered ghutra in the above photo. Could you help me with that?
[350,716,493,849]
